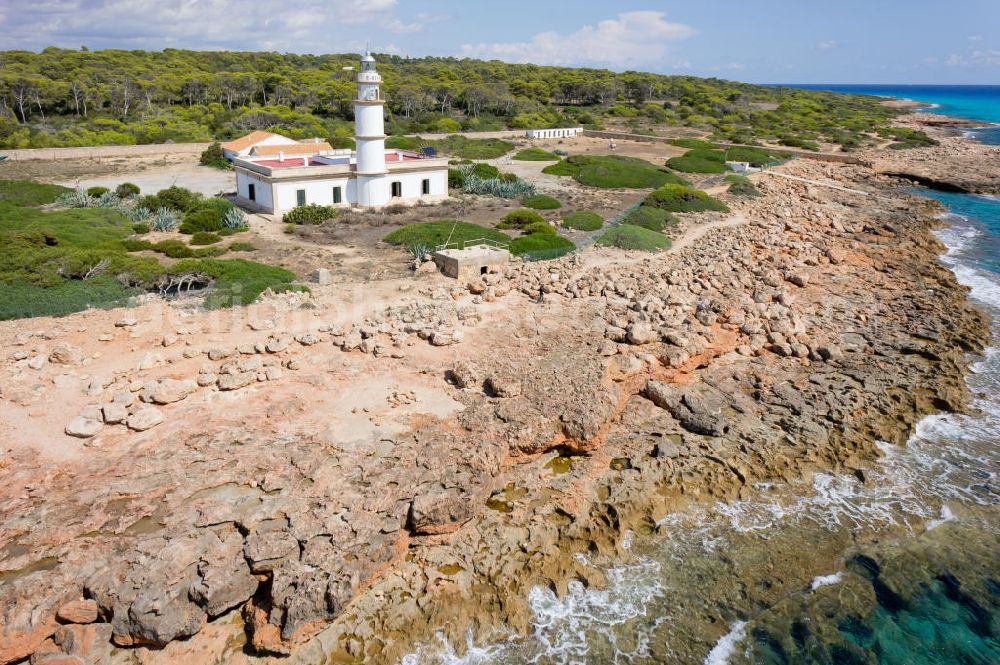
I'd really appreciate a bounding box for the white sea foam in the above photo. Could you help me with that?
[926,505,956,531]
[810,572,844,591]
[703,621,747,665]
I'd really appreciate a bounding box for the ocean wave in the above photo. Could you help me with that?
[948,263,1000,309]
[810,572,844,591]
[703,621,747,665]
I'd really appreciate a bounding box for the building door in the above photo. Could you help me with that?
[296,189,306,207]
[422,179,430,195]
[333,186,342,204]
[391,182,402,198]
[248,183,256,201]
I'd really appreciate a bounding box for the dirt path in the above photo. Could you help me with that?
[669,212,749,254]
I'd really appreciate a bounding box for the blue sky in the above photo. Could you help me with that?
[2,0,998,83]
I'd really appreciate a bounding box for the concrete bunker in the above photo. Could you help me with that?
[432,244,511,280]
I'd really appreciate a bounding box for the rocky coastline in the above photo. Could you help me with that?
[0,122,994,665]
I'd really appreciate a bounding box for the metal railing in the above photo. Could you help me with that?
[435,237,510,252]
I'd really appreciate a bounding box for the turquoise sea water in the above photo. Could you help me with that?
[401,90,1000,665]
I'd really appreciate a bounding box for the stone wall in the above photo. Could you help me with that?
[1,142,211,161]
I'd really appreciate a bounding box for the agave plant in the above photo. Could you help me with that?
[96,191,121,208]
[55,188,94,208]
[407,244,431,261]
[123,205,151,223]
[222,207,248,230]
[462,174,536,199]
[152,207,180,231]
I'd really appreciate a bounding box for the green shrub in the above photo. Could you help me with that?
[283,204,338,225]
[448,168,466,189]
[621,206,677,232]
[521,221,556,236]
[0,276,139,321]
[879,126,938,150]
[725,174,761,197]
[383,220,509,249]
[115,182,141,198]
[471,163,500,179]
[543,155,690,189]
[151,239,196,258]
[644,184,729,213]
[167,258,304,309]
[87,186,110,198]
[666,138,717,149]
[666,156,727,174]
[596,225,672,251]
[180,208,223,234]
[143,186,203,213]
[191,231,222,245]
[0,180,72,206]
[228,241,256,252]
[513,148,561,161]
[724,146,784,166]
[521,194,561,210]
[498,208,545,230]
[199,142,229,169]
[778,136,821,151]
[132,223,150,234]
[666,148,728,174]
[509,232,575,259]
[123,238,154,251]
[433,135,513,160]
[561,211,603,231]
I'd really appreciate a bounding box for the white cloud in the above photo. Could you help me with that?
[946,53,967,66]
[0,0,424,52]
[968,34,983,42]
[460,11,695,69]
[817,40,838,50]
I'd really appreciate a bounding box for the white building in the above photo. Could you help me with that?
[526,127,583,139]
[232,52,448,215]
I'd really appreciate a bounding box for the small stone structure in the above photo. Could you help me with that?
[432,244,511,280]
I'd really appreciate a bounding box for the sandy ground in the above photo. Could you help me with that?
[53,163,235,197]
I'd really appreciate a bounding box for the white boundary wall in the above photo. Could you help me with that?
[526,127,583,139]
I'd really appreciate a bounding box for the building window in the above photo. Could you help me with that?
[333,186,342,204]
[248,183,256,201]
[296,189,306,207]
[391,182,402,198]
[421,179,430,195]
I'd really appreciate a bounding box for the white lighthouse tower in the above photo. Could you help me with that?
[354,51,389,207]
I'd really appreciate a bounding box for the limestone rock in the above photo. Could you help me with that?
[65,417,102,439]
[48,344,82,366]
[127,407,163,432]
[140,379,197,405]
[55,600,98,625]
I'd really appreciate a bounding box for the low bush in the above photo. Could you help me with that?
[644,184,730,213]
[179,208,223,234]
[596,225,672,251]
[879,126,938,150]
[168,258,305,309]
[471,163,500,179]
[132,223,150,234]
[0,180,71,206]
[724,146,784,166]
[725,174,761,197]
[543,155,690,189]
[191,231,222,245]
[498,208,545,230]
[621,206,677,232]
[87,186,110,198]
[561,211,604,231]
[666,138,717,149]
[778,136,821,151]
[521,194,561,210]
[200,142,230,169]
[384,220,509,249]
[115,182,141,198]
[513,148,561,161]
[448,168,466,189]
[509,232,575,260]
[228,241,256,252]
[521,221,557,236]
[666,149,728,174]
[283,204,338,225]
[141,186,203,213]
